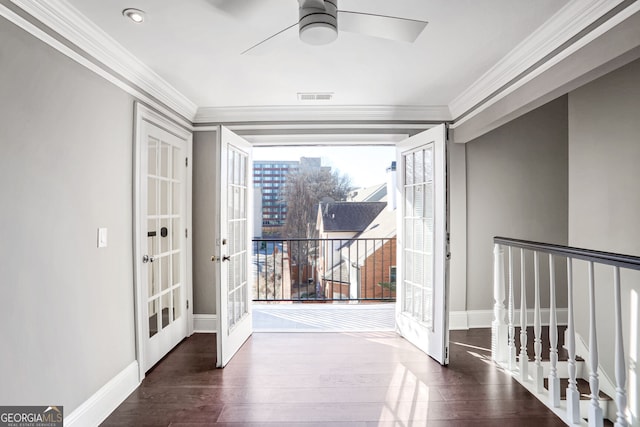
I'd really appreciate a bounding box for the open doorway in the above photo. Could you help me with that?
[200,125,450,368]
[251,145,398,332]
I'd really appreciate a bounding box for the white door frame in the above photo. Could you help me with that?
[188,127,455,367]
[133,102,193,381]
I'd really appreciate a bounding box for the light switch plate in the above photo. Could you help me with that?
[98,227,108,248]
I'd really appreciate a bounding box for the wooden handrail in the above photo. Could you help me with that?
[494,236,640,270]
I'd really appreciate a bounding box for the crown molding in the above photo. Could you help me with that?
[449,0,627,120]
[9,0,198,121]
[194,105,452,124]
[239,133,411,146]
[451,2,640,143]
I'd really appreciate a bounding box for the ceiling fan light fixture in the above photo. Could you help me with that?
[122,8,145,24]
[299,0,338,46]
[300,23,338,45]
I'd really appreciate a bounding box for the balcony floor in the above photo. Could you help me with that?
[252,303,396,332]
[102,328,566,426]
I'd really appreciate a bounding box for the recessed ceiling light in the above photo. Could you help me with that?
[123,8,145,24]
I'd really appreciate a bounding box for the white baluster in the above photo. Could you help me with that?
[548,254,560,407]
[613,266,628,427]
[533,251,543,393]
[492,244,508,363]
[520,248,529,381]
[588,261,603,427]
[508,246,517,371]
[566,258,581,424]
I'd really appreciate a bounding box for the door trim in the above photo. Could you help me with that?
[133,102,194,381]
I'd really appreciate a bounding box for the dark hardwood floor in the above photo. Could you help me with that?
[102,329,566,426]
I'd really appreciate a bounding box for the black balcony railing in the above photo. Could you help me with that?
[252,238,397,303]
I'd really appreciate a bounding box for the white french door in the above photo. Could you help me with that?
[215,126,253,368]
[395,124,450,365]
[134,104,192,374]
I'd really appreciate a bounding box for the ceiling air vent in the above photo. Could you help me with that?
[297,92,333,101]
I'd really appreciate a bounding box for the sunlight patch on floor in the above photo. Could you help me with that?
[450,341,491,353]
[380,364,430,423]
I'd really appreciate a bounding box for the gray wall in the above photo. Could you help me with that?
[466,96,569,311]
[568,57,640,394]
[0,18,136,411]
[449,141,467,312]
[193,130,217,314]
[568,58,640,254]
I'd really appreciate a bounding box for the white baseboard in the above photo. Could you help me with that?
[65,361,139,427]
[193,314,217,333]
[449,311,469,330]
[462,308,569,329]
[466,310,494,328]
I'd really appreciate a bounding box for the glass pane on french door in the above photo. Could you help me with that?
[227,145,249,330]
[147,136,183,337]
[402,145,434,328]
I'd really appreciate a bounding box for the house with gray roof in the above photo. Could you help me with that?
[317,201,386,237]
[316,200,396,300]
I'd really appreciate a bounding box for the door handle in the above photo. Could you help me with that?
[142,254,155,263]
[211,255,219,262]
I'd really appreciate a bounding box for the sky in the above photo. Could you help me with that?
[253,145,396,188]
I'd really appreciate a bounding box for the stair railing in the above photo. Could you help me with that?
[492,236,639,427]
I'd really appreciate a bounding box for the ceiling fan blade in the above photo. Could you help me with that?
[338,11,427,43]
[241,22,299,55]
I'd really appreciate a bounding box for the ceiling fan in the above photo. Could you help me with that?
[213,0,428,54]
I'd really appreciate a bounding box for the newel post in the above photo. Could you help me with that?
[492,243,508,363]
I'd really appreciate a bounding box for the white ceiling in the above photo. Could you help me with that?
[63,0,569,111]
